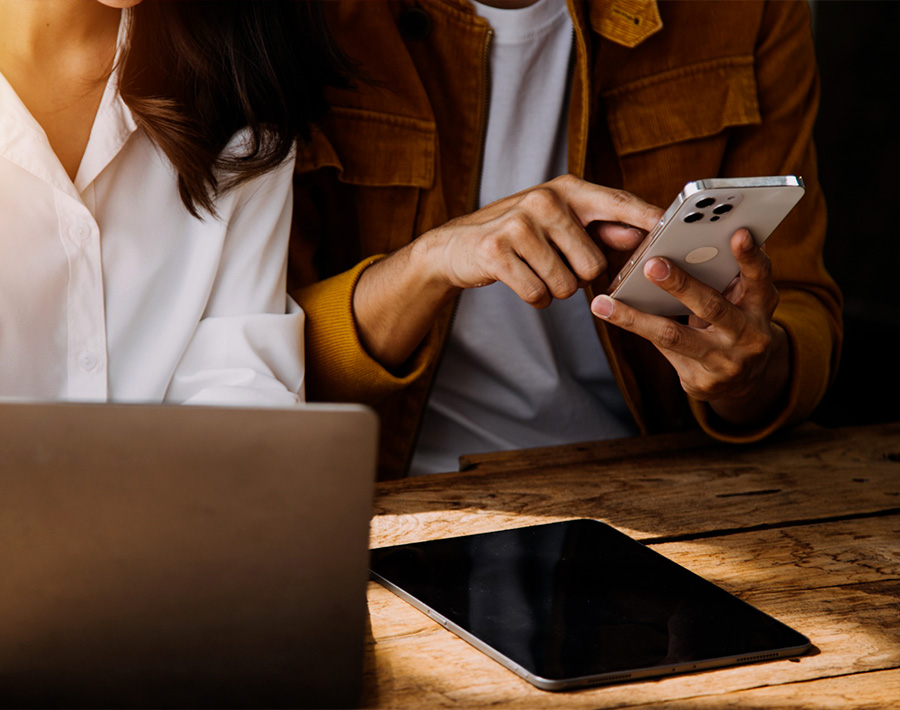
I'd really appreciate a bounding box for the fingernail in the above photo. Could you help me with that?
[740,229,755,251]
[592,295,615,319]
[646,258,670,282]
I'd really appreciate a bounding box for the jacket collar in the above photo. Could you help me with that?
[445,0,663,48]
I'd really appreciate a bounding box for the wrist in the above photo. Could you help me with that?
[408,228,464,306]
[710,323,791,427]
[351,232,461,370]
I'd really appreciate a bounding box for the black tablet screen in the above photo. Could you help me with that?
[370,519,809,688]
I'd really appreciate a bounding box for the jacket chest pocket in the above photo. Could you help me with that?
[296,106,438,262]
[601,56,761,206]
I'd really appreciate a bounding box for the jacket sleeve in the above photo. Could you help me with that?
[291,254,440,404]
[689,0,843,441]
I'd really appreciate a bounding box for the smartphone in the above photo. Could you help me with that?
[607,176,806,316]
[371,519,810,691]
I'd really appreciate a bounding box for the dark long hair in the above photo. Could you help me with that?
[118,1,354,217]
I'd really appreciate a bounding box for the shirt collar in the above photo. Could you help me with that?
[74,9,139,193]
[0,9,138,200]
[0,70,78,199]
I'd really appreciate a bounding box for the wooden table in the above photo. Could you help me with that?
[361,421,900,708]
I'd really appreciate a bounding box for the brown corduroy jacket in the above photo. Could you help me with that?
[290,0,843,480]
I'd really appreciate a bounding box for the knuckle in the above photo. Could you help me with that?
[499,212,534,242]
[692,374,716,397]
[579,258,605,283]
[699,291,731,322]
[550,173,577,189]
[568,249,605,284]
[552,274,579,299]
[523,283,550,307]
[691,370,727,399]
[749,330,773,359]
[608,188,636,209]
[520,186,561,214]
[732,321,771,360]
[718,358,742,383]
[477,232,509,262]
[655,321,684,350]
[665,268,690,296]
[679,370,709,398]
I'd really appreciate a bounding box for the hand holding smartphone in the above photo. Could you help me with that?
[607,176,805,316]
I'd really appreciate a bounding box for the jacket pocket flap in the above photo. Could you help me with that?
[296,107,436,188]
[603,57,761,156]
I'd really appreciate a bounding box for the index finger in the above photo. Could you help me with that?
[643,257,743,331]
[549,175,663,233]
[588,221,647,251]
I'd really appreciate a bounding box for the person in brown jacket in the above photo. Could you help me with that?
[290,0,842,480]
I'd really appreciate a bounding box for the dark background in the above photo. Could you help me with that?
[809,0,900,427]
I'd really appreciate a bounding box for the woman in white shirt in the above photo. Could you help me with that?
[0,0,351,406]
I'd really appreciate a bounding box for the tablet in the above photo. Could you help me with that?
[370,519,810,690]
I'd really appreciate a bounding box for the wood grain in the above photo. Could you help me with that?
[371,422,900,547]
[362,423,900,709]
[650,668,900,709]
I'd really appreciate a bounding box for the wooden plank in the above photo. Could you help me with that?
[651,515,900,595]
[458,428,717,475]
[371,422,900,547]
[645,668,900,709]
[455,422,900,476]
[361,515,900,709]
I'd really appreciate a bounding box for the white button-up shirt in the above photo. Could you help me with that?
[0,53,304,407]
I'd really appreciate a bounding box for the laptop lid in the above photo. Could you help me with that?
[0,400,378,709]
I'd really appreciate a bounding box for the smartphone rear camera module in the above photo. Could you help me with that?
[684,212,704,223]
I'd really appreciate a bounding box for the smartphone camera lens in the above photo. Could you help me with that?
[695,197,715,209]
[684,212,704,223]
[713,203,734,215]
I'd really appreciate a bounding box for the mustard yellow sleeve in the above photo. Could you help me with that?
[293,256,441,404]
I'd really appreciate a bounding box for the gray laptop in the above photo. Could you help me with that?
[0,400,378,709]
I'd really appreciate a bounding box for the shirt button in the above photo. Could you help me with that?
[71,222,91,241]
[78,351,98,372]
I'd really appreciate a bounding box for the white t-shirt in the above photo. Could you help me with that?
[0,19,304,407]
[410,0,636,475]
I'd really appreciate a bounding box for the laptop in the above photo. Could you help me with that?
[0,400,378,709]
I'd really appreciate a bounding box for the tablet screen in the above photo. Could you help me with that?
[370,519,810,690]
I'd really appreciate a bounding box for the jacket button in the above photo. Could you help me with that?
[398,7,432,41]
